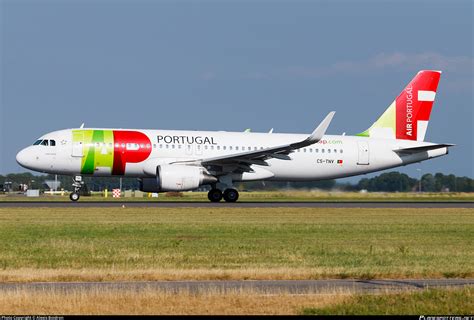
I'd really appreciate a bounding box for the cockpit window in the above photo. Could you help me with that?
[33,139,56,146]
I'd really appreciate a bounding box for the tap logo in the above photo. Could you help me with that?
[73,130,152,175]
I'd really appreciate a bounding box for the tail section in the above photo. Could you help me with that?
[357,70,441,141]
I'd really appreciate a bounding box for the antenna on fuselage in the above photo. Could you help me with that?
[79,123,85,129]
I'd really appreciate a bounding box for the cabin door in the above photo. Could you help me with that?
[72,131,84,157]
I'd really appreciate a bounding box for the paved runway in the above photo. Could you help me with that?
[0,279,472,294]
[0,201,473,208]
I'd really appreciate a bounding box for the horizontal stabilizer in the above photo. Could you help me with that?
[394,143,455,154]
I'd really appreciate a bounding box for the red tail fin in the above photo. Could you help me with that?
[358,70,441,141]
[395,70,441,141]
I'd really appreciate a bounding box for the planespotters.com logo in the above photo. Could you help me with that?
[419,316,473,320]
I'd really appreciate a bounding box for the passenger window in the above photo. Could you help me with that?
[303,148,306,153]
[322,149,325,153]
[223,146,226,150]
[334,149,337,153]
[340,149,343,153]
[328,149,331,153]
[217,146,220,150]
[316,149,319,153]
[236,146,239,151]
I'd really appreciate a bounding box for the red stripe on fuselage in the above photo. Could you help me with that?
[112,130,152,175]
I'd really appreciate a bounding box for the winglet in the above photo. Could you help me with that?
[307,111,335,143]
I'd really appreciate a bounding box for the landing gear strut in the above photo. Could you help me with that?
[70,175,84,202]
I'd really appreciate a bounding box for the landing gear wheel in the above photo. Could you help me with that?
[223,189,239,203]
[70,192,80,202]
[208,189,223,202]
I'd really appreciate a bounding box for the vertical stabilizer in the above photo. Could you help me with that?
[357,70,441,141]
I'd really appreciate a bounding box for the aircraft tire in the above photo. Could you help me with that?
[207,189,223,202]
[223,189,239,203]
[70,192,80,202]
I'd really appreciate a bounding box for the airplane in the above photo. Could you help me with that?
[16,70,453,202]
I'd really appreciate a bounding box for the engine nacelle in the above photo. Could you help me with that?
[139,165,217,192]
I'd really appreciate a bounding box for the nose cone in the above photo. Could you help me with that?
[16,148,31,169]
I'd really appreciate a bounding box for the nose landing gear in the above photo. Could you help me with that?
[70,175,84,202]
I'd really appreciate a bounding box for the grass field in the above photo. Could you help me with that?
[1,287,471,315]
[1,191,474,202]
[0,207,472,282]
[302,287,473,315]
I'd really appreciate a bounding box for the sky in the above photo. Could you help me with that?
[1,0,473,181]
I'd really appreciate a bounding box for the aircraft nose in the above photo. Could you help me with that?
[16,148,31,168]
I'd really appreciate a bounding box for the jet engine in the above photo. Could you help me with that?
[139,165,217,192]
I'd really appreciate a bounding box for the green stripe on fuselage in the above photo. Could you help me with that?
[73,129,114,175]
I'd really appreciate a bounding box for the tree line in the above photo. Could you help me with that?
[0,171,472,193]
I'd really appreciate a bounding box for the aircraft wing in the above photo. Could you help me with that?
[172,112,335,168]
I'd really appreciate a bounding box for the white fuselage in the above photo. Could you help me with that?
[16,128,448,182]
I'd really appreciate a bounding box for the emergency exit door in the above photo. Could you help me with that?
[357,141,370,165]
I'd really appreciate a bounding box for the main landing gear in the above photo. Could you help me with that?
[207,188,239,203]
[70,175,84,202]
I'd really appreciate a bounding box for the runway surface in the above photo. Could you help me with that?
[0,201,473,208]
[0,279,472,294]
